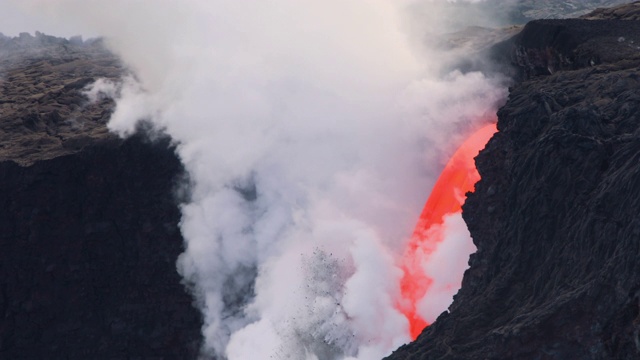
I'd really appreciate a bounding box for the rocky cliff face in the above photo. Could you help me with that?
[387,5,640,360]
[0,34,201,359]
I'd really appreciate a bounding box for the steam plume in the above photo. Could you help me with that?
[5,1,507,358]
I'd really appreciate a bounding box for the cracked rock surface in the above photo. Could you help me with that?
[0,32,121,166]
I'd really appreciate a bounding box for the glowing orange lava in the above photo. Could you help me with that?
[399,122,497,340]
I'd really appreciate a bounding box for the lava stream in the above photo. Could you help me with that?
[399,122,497,339]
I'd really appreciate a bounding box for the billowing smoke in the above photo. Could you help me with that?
[6,1,507,358]
[416,213,478,322]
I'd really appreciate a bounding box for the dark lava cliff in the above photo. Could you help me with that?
[387,3,640,360]
[0,33,201,358]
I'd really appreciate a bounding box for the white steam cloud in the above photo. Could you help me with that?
[6,1,507,359]
[417,213,478,322]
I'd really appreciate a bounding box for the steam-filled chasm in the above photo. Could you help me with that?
[57,2,507,359]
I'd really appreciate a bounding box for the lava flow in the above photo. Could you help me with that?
[399,122,497,339]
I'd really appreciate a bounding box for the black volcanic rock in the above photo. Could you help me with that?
[0,35,201,359]
[387,13,640,360]
[511,19,640,78]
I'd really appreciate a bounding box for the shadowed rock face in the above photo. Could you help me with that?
[387,11,640,360]
[0,35,201,359]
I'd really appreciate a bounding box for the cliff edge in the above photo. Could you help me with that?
[0,33,201,359]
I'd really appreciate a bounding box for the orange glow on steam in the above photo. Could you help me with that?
[399,122,497,340]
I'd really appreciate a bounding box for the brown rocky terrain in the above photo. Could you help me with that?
[387,3,640,360]
[0,32,121,165]
[0,33,201,359]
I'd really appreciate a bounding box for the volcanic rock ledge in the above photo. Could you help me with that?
[0,34,201,359]
[386,6,640,360]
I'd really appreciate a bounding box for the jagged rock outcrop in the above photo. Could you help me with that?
[0,34,201,359]
[509,18,640,79]
[386,6,640,360]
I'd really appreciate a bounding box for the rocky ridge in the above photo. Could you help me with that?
[514,0,633,20]
[581,0,640,19]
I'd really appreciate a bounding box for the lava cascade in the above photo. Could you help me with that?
[399,122,497,339]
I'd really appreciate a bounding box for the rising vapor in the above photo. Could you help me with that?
[7,1,507,358]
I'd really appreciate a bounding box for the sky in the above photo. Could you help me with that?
[0,2,98,38]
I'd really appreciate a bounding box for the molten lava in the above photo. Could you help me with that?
[399,123,497,340]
